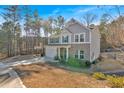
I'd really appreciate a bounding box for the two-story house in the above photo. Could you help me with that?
[45,18,100,62]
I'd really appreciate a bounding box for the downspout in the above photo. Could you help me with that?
[89,31,92,62]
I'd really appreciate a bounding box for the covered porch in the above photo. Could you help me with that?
[57,45,70,60]
[45,45,71,60]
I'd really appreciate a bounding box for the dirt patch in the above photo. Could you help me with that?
[14,63,109,88]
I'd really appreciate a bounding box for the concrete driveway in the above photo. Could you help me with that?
[0,56,46,88]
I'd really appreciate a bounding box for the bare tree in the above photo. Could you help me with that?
[82,13,97,27]
[99,6,124,48]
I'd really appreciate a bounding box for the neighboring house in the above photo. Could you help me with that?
[45,18,100,62]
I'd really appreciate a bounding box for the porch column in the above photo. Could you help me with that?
[66,47,69,59]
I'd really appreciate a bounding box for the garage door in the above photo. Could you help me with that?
[45,46,57,59]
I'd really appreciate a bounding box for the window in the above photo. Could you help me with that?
[62,35,69,43]
[74,33,85,42]
[75,50,78,59]
[75,50,84,59]
[80,50,84,59]
[80,34,85,42]
[75,35,79,42]
[49,37,59,43]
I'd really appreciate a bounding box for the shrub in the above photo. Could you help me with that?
[92,72,106,80]
[107,76,124,88]
[85,60,91,67]
[59,58,66,64]
[92,60,98,64]
[79,60,91,67]
[66,57,91,68]
[54,56,59,60]
[59,56,91,68]
[78,60,86,67]
[67,57,81,67]
[93,72,124,88]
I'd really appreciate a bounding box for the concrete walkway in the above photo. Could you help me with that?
[0,63,25,88]
[0,69,26,88]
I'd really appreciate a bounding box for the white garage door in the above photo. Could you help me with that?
[45,46,57,59]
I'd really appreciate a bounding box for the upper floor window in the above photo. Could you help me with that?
[75,35,79,42]
[62,35,69,43]
[80,34,85,42]
[49,37,59,43]
[74,33,85,42]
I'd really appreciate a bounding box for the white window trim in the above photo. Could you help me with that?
[74,34,79,42]
[79,50,85,59]
[48,37,60,44]
[73,33,91,44]
[80,33,85,42]
[75,50,85,59]
[78,50,85,59]
[74,33,85,43]
[62,35,68,44]
[61,34,71,44]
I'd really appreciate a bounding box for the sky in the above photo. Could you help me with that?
[0,5,124,25]
[0,5,124,36]
[25,5,124,24]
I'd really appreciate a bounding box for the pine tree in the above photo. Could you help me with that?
[2,5,21,56]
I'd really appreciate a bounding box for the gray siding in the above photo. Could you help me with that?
[69,44,90,61]
[68,23,90,42]
[90,28,100,61]
[46,19,100,62]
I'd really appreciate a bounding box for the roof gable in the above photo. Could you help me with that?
[65,18,91,33]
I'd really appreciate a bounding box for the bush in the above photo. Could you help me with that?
[107,76,124,88]
[93,73,124,88]
[67,57,81,67]
[92,72,106,80]
[85,60,91,67]
[67,57,91,68]
[54,56,59,60]
[93,72,124,88]
[59,56,91,68]
[59,58,66,64]
[92,60,99,64]
[79,60,91,67]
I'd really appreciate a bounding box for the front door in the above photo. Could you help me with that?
[60,48,66,60]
